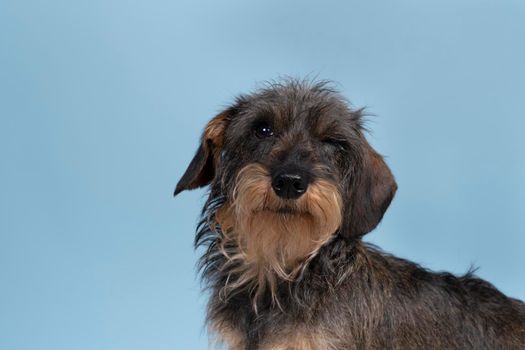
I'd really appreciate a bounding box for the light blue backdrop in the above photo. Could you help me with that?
[1,1,524,349]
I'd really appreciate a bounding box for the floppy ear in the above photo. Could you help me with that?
[174,110,231,196]
[344,138,397,237]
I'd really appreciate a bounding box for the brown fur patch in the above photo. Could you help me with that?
[204,110,230,165]
[204,111,229,149]
[215,163,342,307]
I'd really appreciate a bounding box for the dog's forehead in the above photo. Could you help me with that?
[234,85,353,134]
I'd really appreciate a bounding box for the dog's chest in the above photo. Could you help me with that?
[211,320,333,350]
[209,298,339,350]
[257,331,331,350]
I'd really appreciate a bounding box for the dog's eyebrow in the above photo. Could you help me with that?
[315,119,348,138]
[252,111,274,122]
[320,133,348,142]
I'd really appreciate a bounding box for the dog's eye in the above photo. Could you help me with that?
[254,122,274,138]
[322,138,347,151]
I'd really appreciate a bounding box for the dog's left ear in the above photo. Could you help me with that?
[344,137,397,237]
[174,109,231,196]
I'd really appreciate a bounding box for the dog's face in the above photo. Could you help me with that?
[175,81,397,298]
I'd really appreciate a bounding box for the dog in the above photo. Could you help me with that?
[174,79,525,349]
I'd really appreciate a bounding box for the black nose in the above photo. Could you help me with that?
[272,173,308,199]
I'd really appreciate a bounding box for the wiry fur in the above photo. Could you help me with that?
[176,79,525,349]
[215,163,342,309]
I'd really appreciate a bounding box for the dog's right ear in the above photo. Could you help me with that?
[174,109,231,196]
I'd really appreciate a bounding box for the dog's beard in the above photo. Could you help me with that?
[215,163,342,307]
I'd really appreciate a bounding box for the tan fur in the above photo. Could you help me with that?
[204,111,229,149]
[259,328,336,350]
[210,321,245,350]
[215,163,342,307]
[201,110,230,174]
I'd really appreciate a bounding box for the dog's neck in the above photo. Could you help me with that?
[199,204,360,308]
[203,233,372,349]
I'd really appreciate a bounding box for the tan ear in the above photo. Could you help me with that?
[174,110,230,196]
[344,138,397,236]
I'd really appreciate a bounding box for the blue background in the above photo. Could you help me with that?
[1,1,524,349]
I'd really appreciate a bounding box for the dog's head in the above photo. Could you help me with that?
[175,80,396,299]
